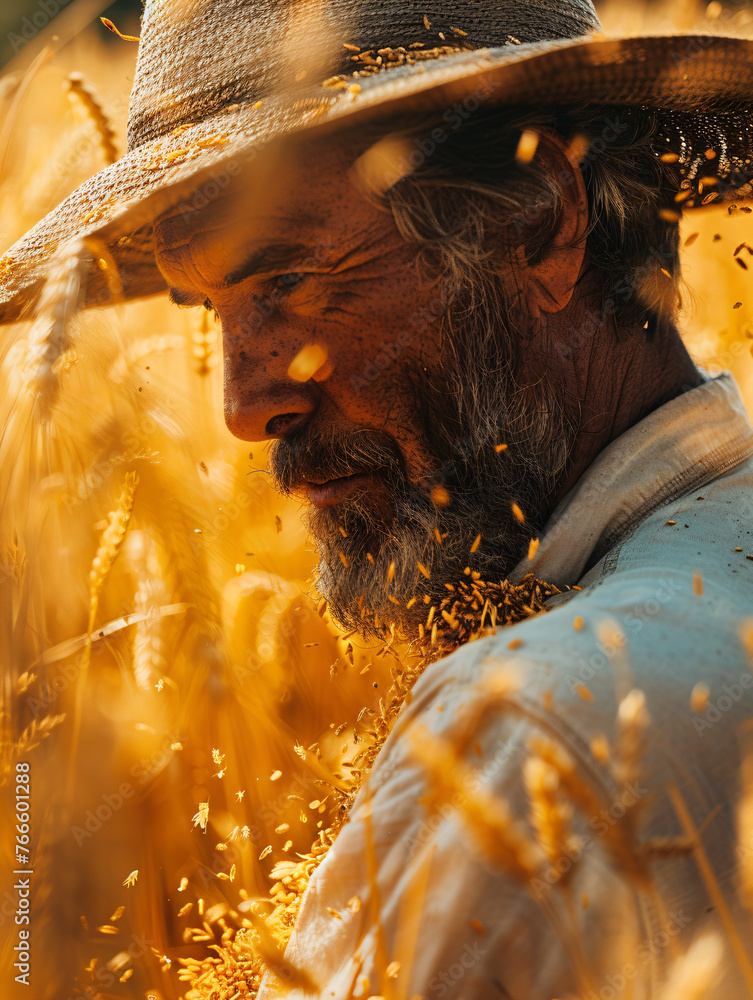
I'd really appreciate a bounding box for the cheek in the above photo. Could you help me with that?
[317,278,445,388]
[319,344,441,483]
[333,314,443,407]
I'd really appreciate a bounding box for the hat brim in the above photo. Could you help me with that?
[2,32,752,324]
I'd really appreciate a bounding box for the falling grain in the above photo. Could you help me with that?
[288,343,328,381]
[515,130,540,164]
[690,682,710,713]
[100,17,140,41]
[574,683,594,702]
[430,485,451,507]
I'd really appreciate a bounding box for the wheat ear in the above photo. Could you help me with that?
[66,72,118,165]
[67,472,139,799]
[24,242,87,415]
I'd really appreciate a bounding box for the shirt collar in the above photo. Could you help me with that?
[511,370,753,588]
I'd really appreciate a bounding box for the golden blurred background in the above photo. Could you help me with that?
[0,1,751,998]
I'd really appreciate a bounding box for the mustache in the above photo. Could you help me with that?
[267,425,407,494]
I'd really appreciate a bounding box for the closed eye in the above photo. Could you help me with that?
[272,272,309,293]
[170,274,312,314]
[168,286,204,308]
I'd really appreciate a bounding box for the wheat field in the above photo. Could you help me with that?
[0,3,752,999]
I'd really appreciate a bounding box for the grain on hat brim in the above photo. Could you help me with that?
[1,32,752,325]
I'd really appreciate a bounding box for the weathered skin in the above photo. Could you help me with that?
[155,132,700,523]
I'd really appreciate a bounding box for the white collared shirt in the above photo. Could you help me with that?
[260,371,753,1000]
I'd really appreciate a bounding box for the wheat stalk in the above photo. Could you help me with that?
[66,472,139,799]
[23,241,88,416]
[612,687,651,791]
[523,753,577,876]
[87,471,139,634]
[668,782,753,996]
[409,726,544,880]
[66,72,118,165]
[129,532,169,690]
[15,713,66,757]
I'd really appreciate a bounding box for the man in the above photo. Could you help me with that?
[2,0,753,996]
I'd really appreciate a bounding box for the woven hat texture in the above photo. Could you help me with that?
[1,0,752,322]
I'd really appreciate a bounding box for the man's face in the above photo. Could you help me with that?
[155,140,573,636]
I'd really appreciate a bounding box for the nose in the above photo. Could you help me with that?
[221,308,325,440]
[223,371,320,441]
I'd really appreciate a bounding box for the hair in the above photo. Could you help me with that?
[350,103,683,347]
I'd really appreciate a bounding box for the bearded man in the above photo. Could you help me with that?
[3,0,753,996]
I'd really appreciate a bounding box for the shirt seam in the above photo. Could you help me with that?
[587,440,753,571]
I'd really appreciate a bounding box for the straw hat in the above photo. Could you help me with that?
[1,0,752,323]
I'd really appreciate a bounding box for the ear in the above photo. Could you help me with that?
[514,130,589,320]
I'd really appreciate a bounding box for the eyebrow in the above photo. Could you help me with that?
[218,242,314,289]
[164,241,318,306]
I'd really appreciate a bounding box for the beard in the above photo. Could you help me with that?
[268,285,577,640]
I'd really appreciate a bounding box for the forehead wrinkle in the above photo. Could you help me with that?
[154,191,325,254]
[332,234,413,285]
[327,216,406,276]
